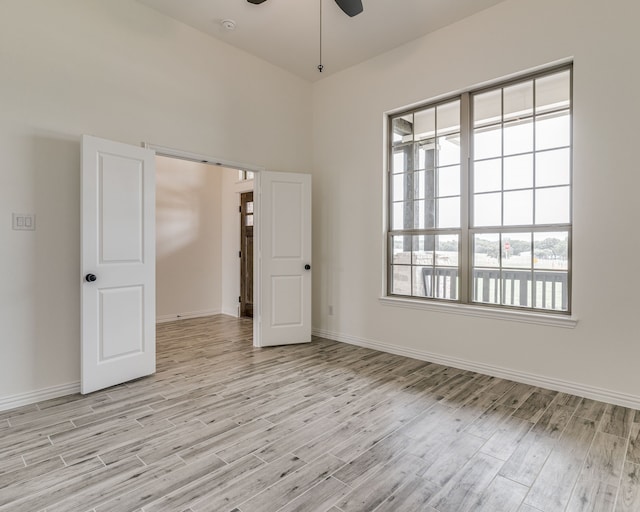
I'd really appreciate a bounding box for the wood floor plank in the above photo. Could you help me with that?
[441,374,497,406]
[465,403,516,439]
[45,456,185,512]
[190,454,307,512]
[144,455,265,512]
[615,462,640,512]
[472,474,529,512]
[550,392,583,409]
[499,383,537,409]
[0,403,39,422]
[628,423,640,465]
[238,453,345,512]
[96,420,177,465]
[0,418,74,451]
[567,481,617,512]
[524,415,597,511]
[531,403,575,439]
[276,476,351,512]
[255,417,342,463]
[71,395,166,427]
[332,432,412,488]
[337,454,426,512]
[0,456,64,490]
[512,391,556,423]
[7,406,96,429]
[575,398,608,422]
[566,431,626,512]
[4,394,110,426]
[456,389,502,422]
[176,419,273,464]
[94,455,225,512]
[0,456,25,477]
[499,431,556,486]
[216,419,309,463]
[329,410,409,463]
[400,403,459,441]
[600,404,635,439]
[481,378,517,398]
[479,416,534,461]
[373,475,439,512]
[23,418,148,465]
[0,457,106,510]
[427,452,503,512]
[292,418,367,464]
[419,433,486,487]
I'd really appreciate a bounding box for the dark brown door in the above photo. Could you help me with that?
[240,191,254,318]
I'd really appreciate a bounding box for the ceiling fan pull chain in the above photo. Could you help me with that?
[317,0,323,72]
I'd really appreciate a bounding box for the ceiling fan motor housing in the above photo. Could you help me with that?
[246,0,363,16]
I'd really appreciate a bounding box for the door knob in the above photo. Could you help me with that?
[304,264,311,270]
[85,273,97,282]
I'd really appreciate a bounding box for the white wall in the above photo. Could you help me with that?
[0,0,311,403]
[156,160,251,322]
[311,0,640,404]
[156,156,223,321]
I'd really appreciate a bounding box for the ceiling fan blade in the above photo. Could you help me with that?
[334,0,363,17]
[247,0,267,4]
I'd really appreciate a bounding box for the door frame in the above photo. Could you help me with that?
[239,191,254,318]
[143,143,266,346]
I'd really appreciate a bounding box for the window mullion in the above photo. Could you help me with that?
[459,92,471,303]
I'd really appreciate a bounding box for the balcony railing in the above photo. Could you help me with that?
[421,267,568,311]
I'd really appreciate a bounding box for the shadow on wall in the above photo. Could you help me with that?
[33,133,82,387]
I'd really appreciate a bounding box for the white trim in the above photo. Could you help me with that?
[379,296,578,328]
[143,143,265,174]
[0,382,81,412]
[156,309,222,324]
[312,327,640,410]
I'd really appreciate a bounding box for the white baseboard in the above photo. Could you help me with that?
[156,309,222,324]
[312,327,640,410]
[0,381,81,412]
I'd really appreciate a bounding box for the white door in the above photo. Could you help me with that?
[254,171,312,347]
[81,135,156,394]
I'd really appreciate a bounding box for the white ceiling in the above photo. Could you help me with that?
[137,0,508,83]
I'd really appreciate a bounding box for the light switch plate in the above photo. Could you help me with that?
[12,213,36,231]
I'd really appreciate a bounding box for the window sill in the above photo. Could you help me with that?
[379,296,578,328]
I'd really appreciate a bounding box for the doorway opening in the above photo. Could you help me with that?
[154,152,255,329]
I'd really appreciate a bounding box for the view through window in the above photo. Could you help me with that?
[388,65,572,313]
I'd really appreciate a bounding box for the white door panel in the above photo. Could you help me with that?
[255,171,311,347]
[81,135,156,394]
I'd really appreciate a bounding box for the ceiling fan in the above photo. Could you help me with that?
[247,0,363,17]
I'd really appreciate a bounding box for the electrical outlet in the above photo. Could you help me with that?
[12,213,36,231]
[328,305,334,316]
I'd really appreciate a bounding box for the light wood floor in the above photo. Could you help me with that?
[1,315,640,512]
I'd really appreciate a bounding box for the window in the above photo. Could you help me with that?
[238,170,255,181]
[388,66,572,313]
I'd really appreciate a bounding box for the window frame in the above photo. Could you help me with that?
[386,64,573,315]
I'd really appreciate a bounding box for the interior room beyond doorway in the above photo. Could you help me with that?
[155,155,254,324]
